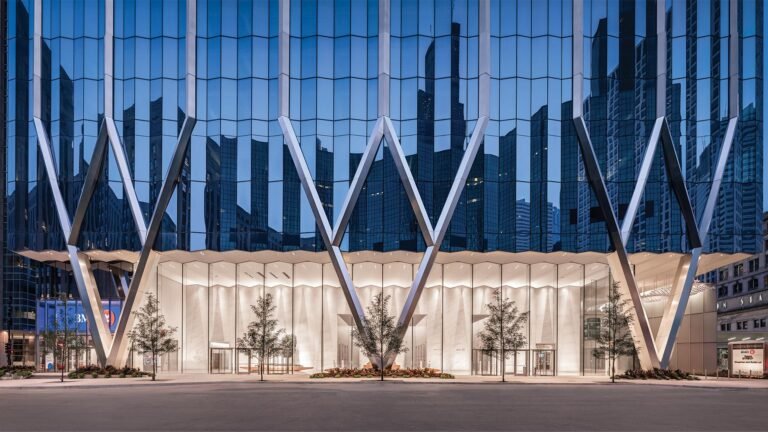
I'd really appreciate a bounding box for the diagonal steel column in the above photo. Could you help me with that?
[382,117,435,246]
[68,121,111,246]
[617,116,703,366]
[656,117,737,366]
[34,118,113,366]
[105,118,148,245]
[32,0,113,366]
[655,0,739,367]
[394,116,489,333]
[108,117,196,366]
[572,117,661,369]
[620,117,663,246]
[110,267,130,299]
[658,119,701,249]
[331,118,384,246]
[108,0,197,366]
[279,116,368,332]
[386,0,491,367]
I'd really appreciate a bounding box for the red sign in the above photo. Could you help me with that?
[103,310,116,327]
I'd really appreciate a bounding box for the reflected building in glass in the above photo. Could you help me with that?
[2,0,763,376]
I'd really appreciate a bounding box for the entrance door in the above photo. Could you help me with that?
[533,350,555,376]
[506,350,528,376]
[209,348,233,374]
[336,315,359,368]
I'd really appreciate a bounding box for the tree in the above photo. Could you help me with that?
[40,302,79,381]
[238,293,291,381]
[277,334,296,361]
[38,327,58,372]
[68,335,89,369]
[478,289,528,382]
[592,281,638,383]
[351,292,408,381]
[127,293,179,381]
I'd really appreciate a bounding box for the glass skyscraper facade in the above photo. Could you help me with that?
[1,0,763,376]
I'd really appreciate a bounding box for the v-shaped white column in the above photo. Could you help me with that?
[278,0,491,368]
[32,0,197,366]
[571,0,739,369]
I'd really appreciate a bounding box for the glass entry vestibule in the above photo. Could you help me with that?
[136,256,615,376]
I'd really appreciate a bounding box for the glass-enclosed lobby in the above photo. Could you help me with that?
[134,253,624,376]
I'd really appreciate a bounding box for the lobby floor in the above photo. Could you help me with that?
[2,377,767,431]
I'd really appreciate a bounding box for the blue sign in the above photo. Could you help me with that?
[37,300,122,333]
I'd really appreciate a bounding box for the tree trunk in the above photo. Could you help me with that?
[501,349,506,382]
[152,353,157,381]
[611,357,615,383]
[59,345,64,383]
[500,292,504,383]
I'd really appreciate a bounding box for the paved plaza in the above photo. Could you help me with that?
[1,377,766,431]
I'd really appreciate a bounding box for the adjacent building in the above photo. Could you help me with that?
[710,212,768,370]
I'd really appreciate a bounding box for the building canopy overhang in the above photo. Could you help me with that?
[16,248,747,287]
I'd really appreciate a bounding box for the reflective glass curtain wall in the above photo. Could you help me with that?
[6,0,763,255]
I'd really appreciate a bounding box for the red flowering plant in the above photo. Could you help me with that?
[310,367,454,379]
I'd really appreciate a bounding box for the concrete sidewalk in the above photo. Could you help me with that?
[3,371,767,390]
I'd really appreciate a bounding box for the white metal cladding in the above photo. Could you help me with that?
[278,0,490,365]
[32,0,197,366]
[571,0,739,369]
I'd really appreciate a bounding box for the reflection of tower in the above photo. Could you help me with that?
[681,0,764,254]
[283,143,301,250]
[515,199,530,251]
[351,22,468,252]
[530,106,548,252]
[739,104,762,253]
[204,135,237,250]
[437,23,468,250]
[499,128,517,251]
[630,1,660,253]
[315,139,334,251]
[204,138,222,250]
[662,79,684,252]
[416,40,435,233]
[583,18,610,251]
[560,100,587,251]
[604,1,636,236]
[58,67,76,214]
[7,2,29,252]
[251,139,269,249]
[36,39,63,251]
[609,0,637,228]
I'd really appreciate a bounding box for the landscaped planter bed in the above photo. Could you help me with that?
[310,368,454,379]
[67,365,152,379]
[0,366,34,379]
[618,368,700,381]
